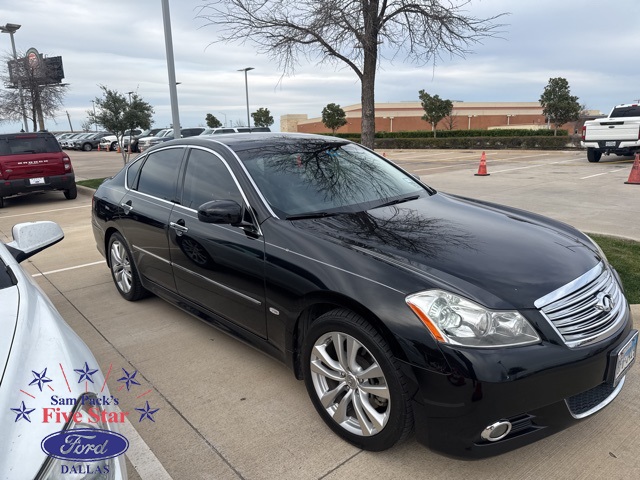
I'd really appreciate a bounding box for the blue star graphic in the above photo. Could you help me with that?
[117,368,141,391]
[74,362,99,384]
[29,368,52,391]
[11,401,36,423]
[135,401,159,423]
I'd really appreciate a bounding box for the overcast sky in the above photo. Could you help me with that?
[1,0,639,133]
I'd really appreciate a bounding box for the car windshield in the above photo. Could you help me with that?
[0,135,61,155]
[237,139,427,218]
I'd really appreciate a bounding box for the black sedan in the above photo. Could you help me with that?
[91,133,636,457]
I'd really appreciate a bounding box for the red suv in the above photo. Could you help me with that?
[0,132,76,208]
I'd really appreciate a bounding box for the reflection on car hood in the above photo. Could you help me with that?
[290,192,601,309]
[0,287,19,383]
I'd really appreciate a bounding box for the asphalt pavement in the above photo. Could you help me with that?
[1,148,638,480]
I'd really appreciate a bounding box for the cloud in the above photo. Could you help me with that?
[1,0,639,132]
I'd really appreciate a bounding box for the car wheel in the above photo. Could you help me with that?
[108,232,148,301]
[82,143,92,151]
[302,309,413,451]
[587,148,602,163]
[64,185,77,200]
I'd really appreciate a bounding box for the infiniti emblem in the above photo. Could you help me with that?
[595,292,613,313]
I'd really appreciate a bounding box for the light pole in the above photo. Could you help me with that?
[217,111,227,127]
[91,100,97,131]
[238,67,254,128]
[1,23,29,132]
[161,0,181,140]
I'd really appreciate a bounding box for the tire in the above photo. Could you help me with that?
[0,196,4,208]
[82,143,92,151]
[108,232,148,301]
[110,141,117,151]
[302,309,413,451]
[64,185,77,200]
[587,148,602,163]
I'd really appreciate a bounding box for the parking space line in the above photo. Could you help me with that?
[31,260,106,277]
[490,159,580,174]
[119,416,173,480]
[0,204,89,220]
[581,170,620,180]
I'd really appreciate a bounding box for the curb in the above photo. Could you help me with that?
[76,185,96,197]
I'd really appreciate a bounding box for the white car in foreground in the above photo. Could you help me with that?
[0,222,127,479]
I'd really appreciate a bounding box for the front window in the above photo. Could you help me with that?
[237,139,427,218]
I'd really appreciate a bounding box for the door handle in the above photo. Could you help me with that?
[120,201,133,214]
[170,221,189,236]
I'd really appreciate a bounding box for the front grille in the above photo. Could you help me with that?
[535,263,627,348]
[565,379,625,419]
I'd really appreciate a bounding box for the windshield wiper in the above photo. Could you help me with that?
[285,211,340,220]
[374,195,420,209]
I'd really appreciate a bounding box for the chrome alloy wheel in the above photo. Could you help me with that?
[110,239,132,294]
[309,332,390,436]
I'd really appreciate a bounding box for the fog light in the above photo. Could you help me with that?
[481,420,512,442]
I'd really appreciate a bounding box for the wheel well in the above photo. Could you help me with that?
[291,300,407,380]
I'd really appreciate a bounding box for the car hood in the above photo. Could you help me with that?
[289,192,601,309]
[0,288,19,383]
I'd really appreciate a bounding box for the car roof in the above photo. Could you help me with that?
[151,132,345,152]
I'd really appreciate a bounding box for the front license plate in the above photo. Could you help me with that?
[605,141,616,147]
[613,330,638,385]
[29,177,45,185]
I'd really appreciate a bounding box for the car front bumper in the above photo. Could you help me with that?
[405,307,635,458]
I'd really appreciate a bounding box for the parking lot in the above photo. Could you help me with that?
[1,148,639,479]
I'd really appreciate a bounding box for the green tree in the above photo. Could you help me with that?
[251,107,274,127]
[418,90,453,137]
[322,103,348,133]
[88,86,154,163]
[198,1,504,150]
[539,77,581,136]
[205,113,222,128]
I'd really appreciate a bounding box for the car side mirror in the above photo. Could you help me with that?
[5,221,64,263]
[198,200,243,225]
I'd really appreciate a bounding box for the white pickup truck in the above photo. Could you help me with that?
[581,103,640,162]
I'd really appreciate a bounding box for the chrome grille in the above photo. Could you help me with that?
[535,263,627,348]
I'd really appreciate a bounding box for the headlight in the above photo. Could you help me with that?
[36,393,119,479]
[406,290,540,348]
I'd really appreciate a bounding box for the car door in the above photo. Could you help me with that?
[117,146,186,292]
[168,146,267,338]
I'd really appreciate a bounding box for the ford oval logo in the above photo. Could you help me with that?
[41,428,129,461]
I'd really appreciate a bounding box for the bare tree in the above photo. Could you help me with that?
[445,112,458,130]
[197,1,505,149]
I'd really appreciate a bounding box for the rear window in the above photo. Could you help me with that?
[0,134,62,156]
[610,105,640,118]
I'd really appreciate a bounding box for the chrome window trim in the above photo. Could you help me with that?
[214,142,280,219]
[171,263,262,306]
[179,145,263,237]
[565,376,626,419]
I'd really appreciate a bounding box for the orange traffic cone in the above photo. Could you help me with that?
[116,145,121,153]
[624,153,640,185]
[474,151,490,176]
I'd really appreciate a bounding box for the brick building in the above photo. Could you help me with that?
[281,101,594,134]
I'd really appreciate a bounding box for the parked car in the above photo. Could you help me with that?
[99,129,143,152]
[138,128,205,152]
[91,133,636,458]
[60,132,87,149]
[129,128,165,153]
[72,131,113,151]
[138,128,173,152]
[0,221,127,479]
[200,126,271,135]
[0,132,76,208]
